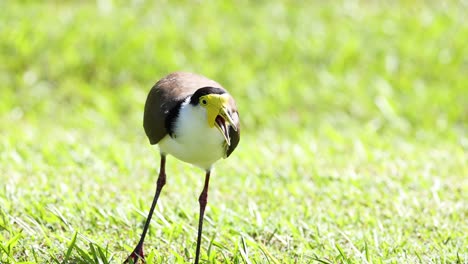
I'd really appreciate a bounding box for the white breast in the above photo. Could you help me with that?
[158,100,226,170]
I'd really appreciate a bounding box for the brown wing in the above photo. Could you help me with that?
[143,72,223,145]
[226,95,240,157]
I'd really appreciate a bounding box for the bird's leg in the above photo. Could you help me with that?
[194,170,211,264]
[124,155,167,264]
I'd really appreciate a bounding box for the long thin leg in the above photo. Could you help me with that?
[194,170,211,264]
[124,154,167,264]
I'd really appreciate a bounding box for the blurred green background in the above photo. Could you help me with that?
[1,1,467,263]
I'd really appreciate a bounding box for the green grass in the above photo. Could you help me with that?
[1,1,467,263]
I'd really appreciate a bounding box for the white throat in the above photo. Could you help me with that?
[158,99,226,170]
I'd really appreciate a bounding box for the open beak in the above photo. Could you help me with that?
[214,107,237,146]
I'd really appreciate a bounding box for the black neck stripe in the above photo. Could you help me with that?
[165,99,185,138]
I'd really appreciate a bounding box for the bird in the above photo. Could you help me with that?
[124,72,240,264]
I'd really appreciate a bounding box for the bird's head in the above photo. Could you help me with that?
[190,87,238,145]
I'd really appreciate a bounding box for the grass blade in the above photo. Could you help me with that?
[64,231,78,262]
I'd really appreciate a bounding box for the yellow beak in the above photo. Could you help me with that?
[204,95,237,145]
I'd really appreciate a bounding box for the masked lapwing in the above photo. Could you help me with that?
[124,72,240,264]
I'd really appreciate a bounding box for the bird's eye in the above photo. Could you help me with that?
[202,99,207,105]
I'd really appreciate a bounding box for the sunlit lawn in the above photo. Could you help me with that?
[1,1,467,263]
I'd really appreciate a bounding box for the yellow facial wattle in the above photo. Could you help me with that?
[199,94,237,144]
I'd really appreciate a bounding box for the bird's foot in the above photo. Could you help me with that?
[124,246,145,264]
